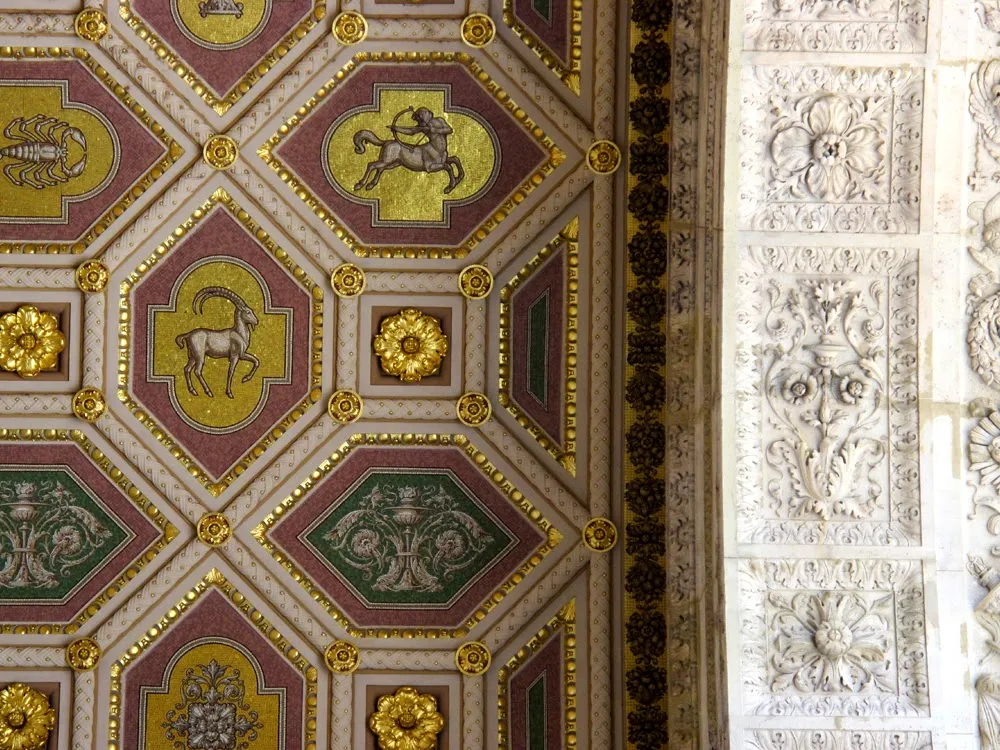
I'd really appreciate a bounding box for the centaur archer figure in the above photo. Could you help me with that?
[352,106,466,194]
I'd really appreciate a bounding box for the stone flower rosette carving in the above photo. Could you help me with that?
[743,0,929,53]
[740,65,923,233]
[735,246,919,545]
[738,558,929,716]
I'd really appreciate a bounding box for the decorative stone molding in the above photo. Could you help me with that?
[735,246,919,544]
[747,730,932,750]
[738,558,929,716]
[739,65,923,233]
[743,0,929,53]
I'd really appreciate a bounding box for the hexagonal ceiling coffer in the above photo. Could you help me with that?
[118,187,324,498]
[258,51,566,260]
[253,435,563,637]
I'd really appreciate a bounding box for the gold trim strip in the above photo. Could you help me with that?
[257,51,566,260]
[0,428,178,635]
[498,217,578,475]
[496,598,577,746]
[108,568,319,750]
[502,0,583,95]
[118,1,327,116]
[251,432,563,639]
[117,186,324,497]
[0,48,184,255]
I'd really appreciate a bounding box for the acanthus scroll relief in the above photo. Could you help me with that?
[735,246,919,545]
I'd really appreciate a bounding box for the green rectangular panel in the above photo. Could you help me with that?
[527,293,549,405]
[527,673,547,750]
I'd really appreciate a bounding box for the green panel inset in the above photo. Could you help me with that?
[532,0,552,21]
[0,469,130,600]
[528,673,547,750]
[303,471,514,606]
[527,292,550,405]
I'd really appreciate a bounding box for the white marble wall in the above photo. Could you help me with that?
[722,1,984,749]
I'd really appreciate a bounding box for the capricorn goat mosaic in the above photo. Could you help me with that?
[0,115,87,189]
[176,287,261,399]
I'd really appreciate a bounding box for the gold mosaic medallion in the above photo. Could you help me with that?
[331,11,368,45]
[324,640,359,673]
[369,686,444,750]
[202,134,239,170]
[72,387,106,422]
[76,260,110,293]
[331,263,366,298]
[455,641,491,675]
[374,309,448,383]
[458,264,493,299]
[328,390,363,424]
[0,683,56,750]
[197,512,232,546]
[456,392,491,426]
[583,517,618,552]
[75,8,109,41]
[586,140,622,174]
[461,13,496,47]
[0,306,64,378]
[66,636,101,672]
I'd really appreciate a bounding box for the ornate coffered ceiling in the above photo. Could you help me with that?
[0,0,643,747]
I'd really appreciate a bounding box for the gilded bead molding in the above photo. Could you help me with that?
[586,140,622,174]
[332,11,368,45]
[66,637,100,672]
[458,264,493,299]
[461,13,496,47]
[197,513,232,547]
[76,259,109,293]
[455,641,491,675]
[331,263,366,298]
[583,517,618,552]
[325,640,360,673]
[72,387,106,422]
[74,8,108,41]
[328,390,363,424]
[456,392,492,426]
[202,134,239,170]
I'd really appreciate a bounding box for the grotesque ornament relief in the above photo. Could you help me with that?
[740,65,923,233]
[735,246,919,545]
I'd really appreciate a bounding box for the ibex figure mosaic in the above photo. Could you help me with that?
[176,287,260,399]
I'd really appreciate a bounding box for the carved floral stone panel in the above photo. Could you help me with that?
[735,246,919,545]
[738,558,929,717]
[743,0,929,53]
[739,65,923,233]
[747,730,932,750]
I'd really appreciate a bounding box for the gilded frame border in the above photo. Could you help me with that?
[251,432,564,639]
[117,186,325,497]
[0,428,178,634]
[496,598,577,747]
[498,216,578,476]
[501,0,584,95]
[118,0,327,116]
[0,47,183,255]
[107,568,320,750]
[257,51,566,260]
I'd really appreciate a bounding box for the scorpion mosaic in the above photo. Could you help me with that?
[0,115,87,190]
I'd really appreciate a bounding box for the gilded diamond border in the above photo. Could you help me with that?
[117,186,324,498]
[257,50,567,260]
[251,432,564,639]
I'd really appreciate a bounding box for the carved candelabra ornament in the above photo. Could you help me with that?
[0,684,55,750]
[368,687,444,750]
[0,306,64,378]
[374,309,448,382]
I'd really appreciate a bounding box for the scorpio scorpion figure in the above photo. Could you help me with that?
[0,115,87,190]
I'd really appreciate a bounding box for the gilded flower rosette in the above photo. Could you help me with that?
[368,686,444,750]
[0,306,64,378]
[373,309,448,383]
